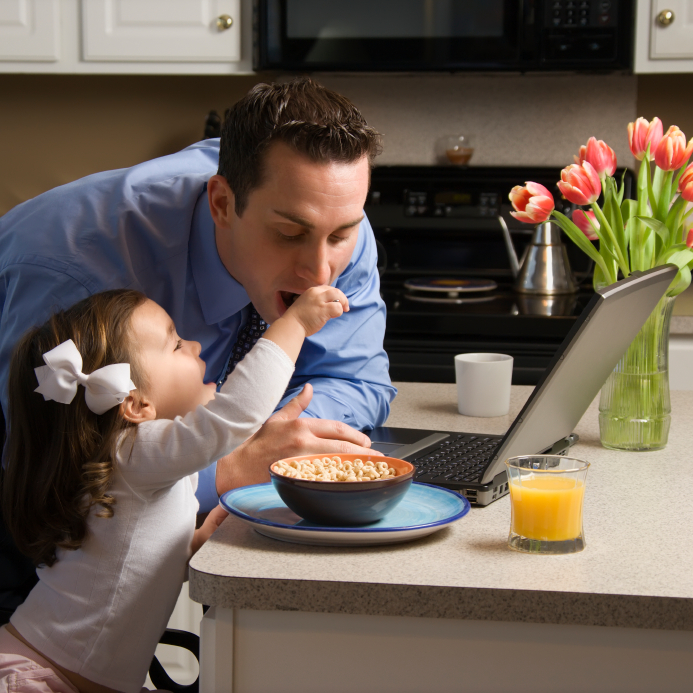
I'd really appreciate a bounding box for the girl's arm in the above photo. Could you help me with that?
[118,338,295,494]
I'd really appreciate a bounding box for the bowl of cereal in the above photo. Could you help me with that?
[269,454,415,526]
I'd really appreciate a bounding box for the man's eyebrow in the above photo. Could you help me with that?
[272,209,364,232]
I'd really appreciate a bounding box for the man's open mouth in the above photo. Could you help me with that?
[280,291,300,308]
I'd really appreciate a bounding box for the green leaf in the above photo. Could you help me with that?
[634,216,670,243]
[667,265,692,297]
[659,245,693,269]
[615,170,626,205]
[621,198,637,225]
[551,211,613,281]
[656,170,675,222]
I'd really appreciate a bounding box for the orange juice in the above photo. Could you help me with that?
[509,476,585,541]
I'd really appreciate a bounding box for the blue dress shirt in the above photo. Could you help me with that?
[0,139,396,511]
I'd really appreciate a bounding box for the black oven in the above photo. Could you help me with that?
[254,0,633,72]
[368,165,633,385]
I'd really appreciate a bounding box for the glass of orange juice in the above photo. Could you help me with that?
[505,455,589,555]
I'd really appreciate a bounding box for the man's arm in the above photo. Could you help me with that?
[0,261,91,423]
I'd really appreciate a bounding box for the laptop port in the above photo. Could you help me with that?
[465,489,478,500]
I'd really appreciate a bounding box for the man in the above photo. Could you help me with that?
[0,78,396,613]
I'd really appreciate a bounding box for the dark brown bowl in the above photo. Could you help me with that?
[269,454,415,526]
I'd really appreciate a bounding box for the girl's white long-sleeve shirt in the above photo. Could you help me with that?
[11,338,294,693]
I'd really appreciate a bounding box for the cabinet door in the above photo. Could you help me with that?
[650,0,693,59]
[0,0,60,61]
[82,0,240,62]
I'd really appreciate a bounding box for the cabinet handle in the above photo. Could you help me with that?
[216,14,233,30]
[656,10,675,26]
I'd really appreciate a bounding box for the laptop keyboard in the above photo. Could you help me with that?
[410,434,500,485]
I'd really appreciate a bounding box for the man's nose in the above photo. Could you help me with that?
[297,245,331,285]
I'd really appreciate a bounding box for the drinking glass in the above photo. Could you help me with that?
[505,455,589,555]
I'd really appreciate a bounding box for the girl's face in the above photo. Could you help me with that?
[127,299,216,421]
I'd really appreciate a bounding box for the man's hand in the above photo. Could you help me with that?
[191,504,229,555]
[215,383,373,495]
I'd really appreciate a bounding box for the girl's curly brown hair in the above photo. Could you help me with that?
[1,289,148,567]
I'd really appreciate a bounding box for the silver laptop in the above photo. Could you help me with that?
[367,264,678,506]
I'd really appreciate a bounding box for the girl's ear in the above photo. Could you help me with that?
[120,393,156,424]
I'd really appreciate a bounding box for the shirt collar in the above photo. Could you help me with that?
[189,185,250,325]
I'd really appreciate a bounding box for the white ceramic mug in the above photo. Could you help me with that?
[454,353,514,417]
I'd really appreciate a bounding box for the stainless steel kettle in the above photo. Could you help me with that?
[499,217,577,295]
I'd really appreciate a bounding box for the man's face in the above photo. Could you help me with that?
[212,142,370,324]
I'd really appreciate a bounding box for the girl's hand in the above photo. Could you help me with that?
[191,504,229,555]
[284,285,349,337]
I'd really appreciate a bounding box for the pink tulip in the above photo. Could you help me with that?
[654,125,693,171]
[627,117,663,161]
[557,161,601,206]
[509,182,555,224]
[573,145,587,166]
[679,163,693,203]
[687,228,693,249]
[572,209,599,240]
[580,137,617,176]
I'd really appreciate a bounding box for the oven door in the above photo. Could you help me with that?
[254,0,524,72]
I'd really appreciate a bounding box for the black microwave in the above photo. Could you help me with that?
[253,0,633,73]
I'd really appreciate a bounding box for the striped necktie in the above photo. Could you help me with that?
[219,305,267,386]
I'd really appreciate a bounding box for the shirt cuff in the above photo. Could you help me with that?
[195,461,220,512]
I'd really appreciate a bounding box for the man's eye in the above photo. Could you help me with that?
[174,339,183,351]
[277,231,302,242]
[330,234,351,244]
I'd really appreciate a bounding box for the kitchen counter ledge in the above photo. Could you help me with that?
[190,384,693,633]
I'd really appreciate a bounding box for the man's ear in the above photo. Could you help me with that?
[120,392,157,424]
[207,174,236,229]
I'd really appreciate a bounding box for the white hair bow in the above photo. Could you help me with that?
[34,339,136,415]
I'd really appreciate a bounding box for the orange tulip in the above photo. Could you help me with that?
[557,161,601,206]
[509,182,555,224]
[687,229,693,249]
[654,126,693,172]
[678,163,693,203]
[571,209,599,240]
[627,117,663,161]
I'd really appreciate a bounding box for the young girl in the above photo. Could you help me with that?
[0,284,349,693]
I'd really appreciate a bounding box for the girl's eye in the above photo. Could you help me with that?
[174,339,183,351]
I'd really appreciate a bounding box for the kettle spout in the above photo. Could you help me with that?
[499,216,520,278]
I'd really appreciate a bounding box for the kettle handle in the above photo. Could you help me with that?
[498,216,520,278]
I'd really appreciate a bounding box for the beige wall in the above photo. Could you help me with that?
[0,74,267,215]
[1,72,693,216]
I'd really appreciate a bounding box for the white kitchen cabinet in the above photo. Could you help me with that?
[635,0,693,73]
[0,0,253,74]
[0,0,60,61]
[82,0,240,63]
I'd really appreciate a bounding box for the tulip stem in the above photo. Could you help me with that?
[591,202,630,277]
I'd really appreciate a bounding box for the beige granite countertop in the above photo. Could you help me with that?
[189,384,693,631]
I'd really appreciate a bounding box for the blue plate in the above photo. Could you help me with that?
[220,482,470,546]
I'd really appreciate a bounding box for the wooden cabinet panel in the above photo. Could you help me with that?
[0,0,60,61]
[651,0,693,59]
[82,0,241,62]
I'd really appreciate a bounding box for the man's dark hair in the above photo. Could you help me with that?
[218,77,382,216]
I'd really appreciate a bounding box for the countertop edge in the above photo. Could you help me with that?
[188,567,693,632]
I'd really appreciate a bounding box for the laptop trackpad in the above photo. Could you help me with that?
[366,427,449,459]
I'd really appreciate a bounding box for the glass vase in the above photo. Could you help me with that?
[598,295,675,451]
